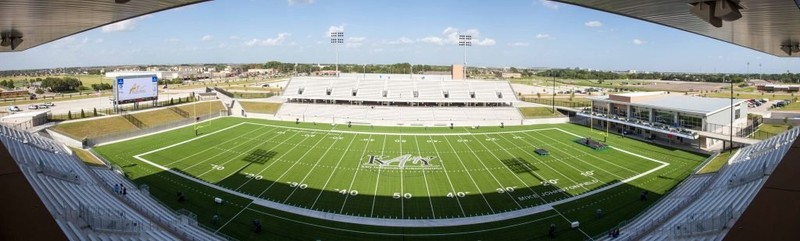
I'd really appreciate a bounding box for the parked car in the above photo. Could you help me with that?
[7,106,20,112]
[44,102,55,106]
[36,104,49,109]
[27,105,38,110]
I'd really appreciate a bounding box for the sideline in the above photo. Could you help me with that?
[130,122,670,228]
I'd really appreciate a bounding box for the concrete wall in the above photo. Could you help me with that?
[706,103,748,127]
[46,129,82,149]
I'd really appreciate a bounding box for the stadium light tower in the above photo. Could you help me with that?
[458,34,472,80]
[330,31,344,78]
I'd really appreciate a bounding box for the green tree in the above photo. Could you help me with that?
[80,109,85,118]
[93,108,97,117]
[67,111,72,120]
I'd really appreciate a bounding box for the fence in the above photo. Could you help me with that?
[64,204,156,233]
[668,206,739,238]
[36,158,81,184]
[86,112,224,146]
[47,96,197,121]
[704,118,761,138]
[520,97,592,108]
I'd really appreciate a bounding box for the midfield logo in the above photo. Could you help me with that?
[362,154,441,170]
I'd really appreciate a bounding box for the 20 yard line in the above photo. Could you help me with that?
[232,131,305,191]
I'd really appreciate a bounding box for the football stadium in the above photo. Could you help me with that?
[2,1,800,241]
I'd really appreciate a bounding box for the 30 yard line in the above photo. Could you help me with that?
[232,131,305,191]
[369,134,387,217]
[486,133,590,198]
[340,134,374,213]
[255,131,334,197]
[521,131,627,180]
[456,135,525,209]
[282,132,347,203]
[309,133,358,209]
[502,132,603,188]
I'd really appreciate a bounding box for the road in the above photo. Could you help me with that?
[2,88,202,115]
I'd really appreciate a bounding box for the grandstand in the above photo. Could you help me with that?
[277,77,524,126]
[0,124,224,240]
[282,77,517,106]
[602,127,800,240]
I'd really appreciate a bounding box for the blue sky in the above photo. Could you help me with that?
[2,0,799,73]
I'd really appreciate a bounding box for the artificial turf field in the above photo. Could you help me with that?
[95,117,708,240]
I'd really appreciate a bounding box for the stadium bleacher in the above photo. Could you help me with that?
[0,124,224,241]
[275,103,524,125]
[605,127,800,241]
[283,77,517,104]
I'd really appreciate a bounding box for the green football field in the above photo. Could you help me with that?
[95,117,708,240]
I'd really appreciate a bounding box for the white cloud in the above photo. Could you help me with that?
[540,0,560,10]
[229,35,241,40]
[535,33,551,39]
[632,39,646,45]
[585,21,603,28]
[387,37,415,45]
[101,19,139,32]
[201,35,213,41]
[419,27,496,46]
[288,0,315,5]
[508,42,530,47]
[243,39,259,46]
[346,37,366,48]
[243,33,291,47]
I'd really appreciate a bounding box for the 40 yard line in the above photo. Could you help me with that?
[339,134,373,214]
[309,133,357,209]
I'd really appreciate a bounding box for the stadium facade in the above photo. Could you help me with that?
[579,92,749,149]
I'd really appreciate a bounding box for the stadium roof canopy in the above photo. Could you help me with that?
[0,0,207,52]
[555,0,800,57]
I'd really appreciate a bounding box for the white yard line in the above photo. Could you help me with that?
[369,135,387,217]
[413,136,437,218]
[130,123,672,228]
[399,135,404,219]
[505,132,601,190]
[309,134,358,209]
[512,133,608,186]
[283,133,349,203]
[543,129,639,179]
[136,122,249,157]
[441,136,497,214]
[215,202,252,233]
[255,131,334,197]
[163,124,269,167]
[472,133,576,202]
[233,131,305,191]
[340,134,374,213]
[241,121,557,136]
[425,136,466,216]
[192,127,283,177]
[459,135,525,209]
